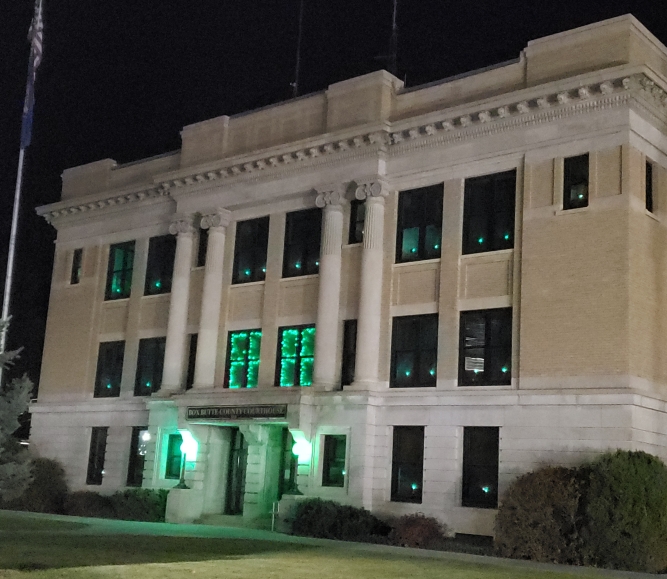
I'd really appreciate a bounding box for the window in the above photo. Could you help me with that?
[196,228,208,268]
[283,209,322,277]
[322,435,346,487]
[341,320,357,386]
[105,241,135,300]
[145,235,176,295]
[462,171,516,255]
[391,426,424,503]
[185,334,198,390]
[279,428,299,497]
[134,337,166,396]
[459,308,512,386]
[276,325,315,387]
[348,200,365,244]
[126,426,148,487]
[225,330,261,389]
[165,433,183,480]
[646,161,654,213]
[396,185,443,263]
[390,314,438,388]
[94,341,124,398]
[563,154,589,210]
[233,217,269,284]
[70,248,83,285]
[462,427,499,508]
[86,427,108,485]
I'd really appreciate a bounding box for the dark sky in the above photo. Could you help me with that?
[1,0,666,386]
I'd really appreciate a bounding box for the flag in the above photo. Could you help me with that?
[20,0,44,149]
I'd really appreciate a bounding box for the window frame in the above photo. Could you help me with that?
[462,426,499,509]
[348,199,366,244]
[144,235,176,296]
[185,333,198,390]
[126,426,148,487]
[321,434,347,488]
[196,228,208,268]
[70,248,83,285]
[224,329,262,389]
[646,160,654,214]
[563,154,589,210]
[390,314,438,388]
[94,341,125,398]
[458,308,512,387]
[275,324,316,387]
[341,319,357,387]
[134,337,166,396]
[390,426,424,503]
[395,184,443,263]
[232,216,270,284]
[105,241,135,300]
[462,170,516,255]
[282,209,322,278]
[86,427,108,486]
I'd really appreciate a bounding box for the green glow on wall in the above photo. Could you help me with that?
[228,330,262,388]
[292,438,312,464]
[178,429,198,462]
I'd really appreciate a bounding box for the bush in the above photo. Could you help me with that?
[389,513,447,549]
[584,450,667,573]
[495,466,588,564]
[110,489,168,522]
[291,499,391,542]
[64,491,116,519]
[6,458,68,514]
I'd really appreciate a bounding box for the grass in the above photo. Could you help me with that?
[0,511,609,579]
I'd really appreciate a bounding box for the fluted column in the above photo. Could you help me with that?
[193,209,231,388]
[354,180,388,385]
[313,186,346,391]
[161,214,195,392]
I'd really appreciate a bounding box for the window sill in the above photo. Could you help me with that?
[280,273,319,282]
[460,248,513,261]
[393,257,441,268]
[142,292,171,299]
[555,205,589,216]
[343,242,363,249]
[456,384,512,389]
[104,296,130,303]
[230,279,266,288]
[645,209,660,222]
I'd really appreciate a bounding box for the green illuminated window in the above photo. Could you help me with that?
[283,209,322,278]
[396,185,443,263]
[225,330,262,388]
[462,170,516,255]
[165,433,183,480]
[276,325,315,387]
[134,337,166,396]
[105,241,135,300]
[233,217,269,284]
[94,341,124,398]
[145,235,176,295]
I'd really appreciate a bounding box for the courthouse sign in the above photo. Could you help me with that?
[186,404,288,421]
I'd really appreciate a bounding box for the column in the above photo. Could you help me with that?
[353,180,388,385]
[193,209,231,388]
[161,214,195,392]
[313,186,345,391]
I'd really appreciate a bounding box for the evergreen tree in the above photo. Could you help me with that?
[0,322,34,501]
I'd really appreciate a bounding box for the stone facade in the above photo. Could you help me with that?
[32,15,667,535]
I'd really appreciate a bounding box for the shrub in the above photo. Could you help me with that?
[584,450,667,573]
[495,466,587,564]
[7,458,68,514]
[291,499,391,542]
[64,491,115,519]
[110,489,168,522]
[389,513,448,549]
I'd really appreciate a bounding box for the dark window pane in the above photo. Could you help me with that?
[646,161,654,213]
[348,200,366,244]
[341,320,357,386]
[322,435,346,487]
[94,341,124,397]
[391,426,424,503]
[127,426,148,487]
[197,228,208,268]
[276,325,316,387]
[145,235,176,295]
[283,209,322,278]
[396,185,443,263]
[459,309,512,386]
[185,334,198,390]
[165,433,183,479]
[86,427,108,485]
[70,248,83,285]
[134,337,166,396]
[563,154,589,210]
[233,217,269,284]
[390,315,438,388]
[462,427,499,508]
[105,241,135,300]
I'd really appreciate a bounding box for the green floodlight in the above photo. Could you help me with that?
[292,437,312,465]
[179,429,198,462]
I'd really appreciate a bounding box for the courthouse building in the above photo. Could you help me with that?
[31,15,667,535]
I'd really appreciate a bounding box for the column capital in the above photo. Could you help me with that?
[315,184,347,209]
[200,208,232,230]
[354,178,389,201]
[169,214,196,236]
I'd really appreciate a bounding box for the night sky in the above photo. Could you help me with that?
[1,0,666,387]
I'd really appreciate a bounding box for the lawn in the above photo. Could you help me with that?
[0,511,611,579]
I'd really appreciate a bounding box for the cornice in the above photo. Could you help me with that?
[40,71,667,226]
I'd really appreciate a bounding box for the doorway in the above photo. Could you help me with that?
[225,428,248,515]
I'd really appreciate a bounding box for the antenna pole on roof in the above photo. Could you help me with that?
[388,0,398,76]
[291,0,305,98]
